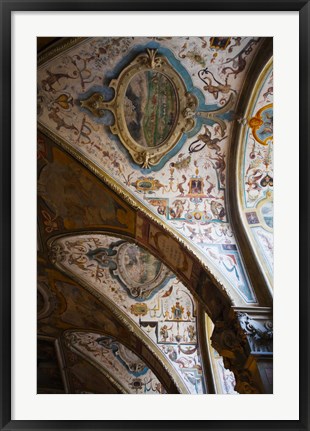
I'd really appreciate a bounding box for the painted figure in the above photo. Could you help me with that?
[160,324,172,342]
[172,302,184,320]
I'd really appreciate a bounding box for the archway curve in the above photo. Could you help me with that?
[226,38,273,306]
[39,124,247,309]
[47,226,233,322]
[62,329,169,394]
[48,231,210,393]
[37,264,182,394]
[48,231,236,393]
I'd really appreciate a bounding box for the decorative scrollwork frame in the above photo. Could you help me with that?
[80,49,198,168]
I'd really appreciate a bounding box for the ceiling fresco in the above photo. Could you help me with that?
[64,331,166,394]
[37,36,273,395]
[37,134,135,236]
[38,131,237,330]
[49,233,205,394]
[37,265,182,394]
[37,133,233,319]
[239,63,273,286]
[37,36,268,304]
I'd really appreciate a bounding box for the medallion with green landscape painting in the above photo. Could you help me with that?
[124,71,178,148]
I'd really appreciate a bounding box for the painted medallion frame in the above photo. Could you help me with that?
[80,48,198,168]
[1,1,309,431]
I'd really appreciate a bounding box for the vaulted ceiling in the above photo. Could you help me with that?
[37,36,273,394]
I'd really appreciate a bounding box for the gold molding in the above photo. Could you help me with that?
[80,49,198,168]
[256,192,273,233]
[37,37,89,67]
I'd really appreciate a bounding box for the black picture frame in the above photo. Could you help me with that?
[1,1,308,430]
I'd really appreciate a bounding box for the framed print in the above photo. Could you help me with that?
[1,1,309,430]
